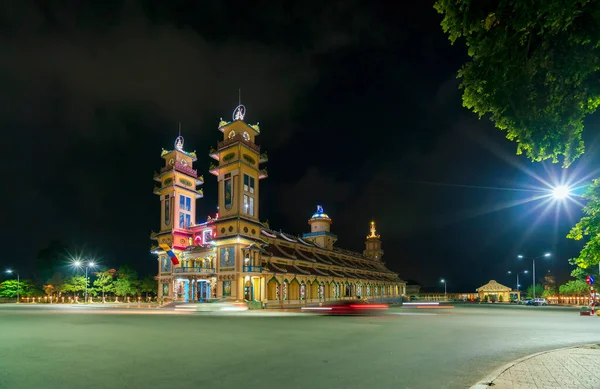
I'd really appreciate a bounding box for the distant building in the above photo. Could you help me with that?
[405,280,422,296]
[150,105,406,306]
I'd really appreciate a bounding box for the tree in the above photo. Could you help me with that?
[45,272,65,298]
[92,269,116,301]
[433,1,600,167]
[140,275,157,300]
[567,178,600,273]
[113,277,136,300]
[526,284,544,299]
[35,240,69,284]
[116,265,138,281]
[61,276,88,299]
[541,288,556,299]
[0,279,34,298]
[559,279,589,296]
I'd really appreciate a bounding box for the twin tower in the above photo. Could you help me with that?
[152,104,384,265]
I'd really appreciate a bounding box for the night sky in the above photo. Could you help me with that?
[2,1,599,292]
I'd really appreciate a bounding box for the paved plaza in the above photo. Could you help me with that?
[1,304,599,388]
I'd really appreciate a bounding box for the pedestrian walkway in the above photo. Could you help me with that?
[471,344,600,388]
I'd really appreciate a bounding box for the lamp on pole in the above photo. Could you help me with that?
[440,279,447,299]
[517,253,550,300]
[5,269,20,303]
[507,270,529,292]
[72,260,96,303]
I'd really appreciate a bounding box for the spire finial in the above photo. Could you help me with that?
[368,220,380,238]
[233,89,246,121]
[174,122,184,151]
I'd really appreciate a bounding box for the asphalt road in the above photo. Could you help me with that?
[0,304,598,389]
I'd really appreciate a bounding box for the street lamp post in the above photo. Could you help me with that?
[440,279,447,300]
[507,270,529,292]
[73,260,96,303]
[5,269,20,304]
[517,253,550,300]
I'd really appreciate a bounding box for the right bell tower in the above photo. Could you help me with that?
[363,221,384,261]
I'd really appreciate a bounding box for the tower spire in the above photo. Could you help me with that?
[368,220,380,238]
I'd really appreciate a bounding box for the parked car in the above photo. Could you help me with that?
[533,298,548,306]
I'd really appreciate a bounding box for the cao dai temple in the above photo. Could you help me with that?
[150,105,406,307]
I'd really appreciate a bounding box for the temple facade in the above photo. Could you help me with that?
[151,105,406,307]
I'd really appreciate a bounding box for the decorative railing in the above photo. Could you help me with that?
[174,267,215,274]
[174,162,197,176]
[218,134,260,153]
[243,266,263,273]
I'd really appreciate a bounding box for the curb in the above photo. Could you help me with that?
[469,344,592,388]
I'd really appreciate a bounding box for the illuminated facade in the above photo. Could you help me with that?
[151,106,406,306]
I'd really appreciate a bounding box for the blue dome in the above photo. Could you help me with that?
[310,205,331,220]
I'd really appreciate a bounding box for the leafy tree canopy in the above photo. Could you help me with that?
[434,0,600,166]
[0,279,35,298]
[567,178,600,273]
[35,240,69,283]
[559,279,589,296]
[526,284,544,299]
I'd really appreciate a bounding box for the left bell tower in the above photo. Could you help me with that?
[151,132,204,302]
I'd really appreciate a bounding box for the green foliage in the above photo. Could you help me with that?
[526,284,544,299]
[498,294,503,302]
[541,288,556,298]
[559,279,589,296]
[92,269,115,298]
[61,276,88,296]
[117,265,138,281]
[140,275,157,298]
[113,277,137,298]
[567,178,600,272]
[0,279,35,298]
[44,272,65,296]
[434,0,600,166]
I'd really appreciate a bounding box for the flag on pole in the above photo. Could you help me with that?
[159,243,180,265]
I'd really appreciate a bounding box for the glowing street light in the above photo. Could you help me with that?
[440,279,447,297]
[507,270,529,292]
[552,185,571,200]
[72,260,96,303]
[4,269,20,304]
[517,253,551,300]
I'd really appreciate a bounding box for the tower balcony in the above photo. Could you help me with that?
[174,161,197,177]
[259,168,268,180]
[173,267,216,275]
[209,147,219,161]
[196,175,204,185]
[259,152,268,164]
[243,265,263,273]
[196,188,204,199]
[209,164,219,176]
[153,171,162,182]
[153,186,163,195]
[217,134,260,153]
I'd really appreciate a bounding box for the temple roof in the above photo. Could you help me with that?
[476,280,512,292]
